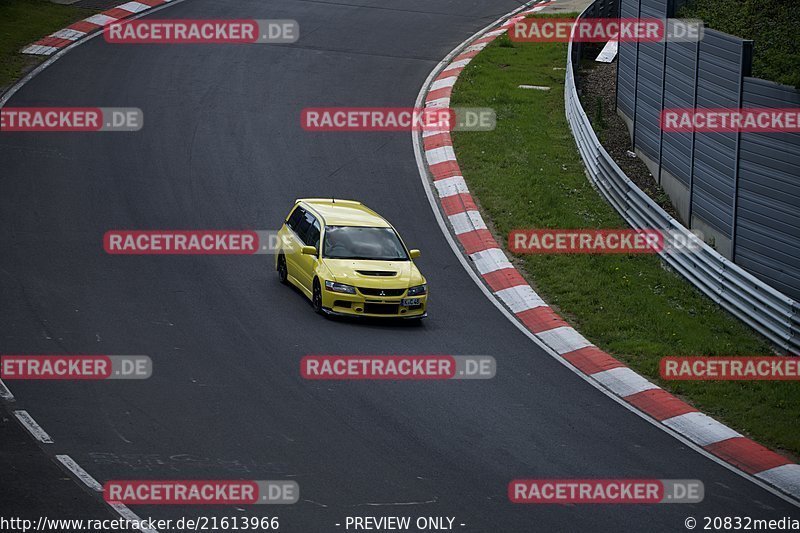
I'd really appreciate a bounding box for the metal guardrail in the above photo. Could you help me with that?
[564,2,799,355]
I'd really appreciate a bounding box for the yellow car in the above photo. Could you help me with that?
[275,199,427,319]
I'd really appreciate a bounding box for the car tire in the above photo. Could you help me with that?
[312,278,323,314]
[277,253,288,285]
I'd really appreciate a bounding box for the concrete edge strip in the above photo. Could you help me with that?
[410,0,800,506]
[21,0,175,56]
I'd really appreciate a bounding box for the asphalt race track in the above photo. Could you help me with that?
[0,0,797,531]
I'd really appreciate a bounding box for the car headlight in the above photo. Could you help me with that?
[325,280,356,294]
[407,284,427,296]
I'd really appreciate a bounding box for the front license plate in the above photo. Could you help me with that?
[402,298,420,306]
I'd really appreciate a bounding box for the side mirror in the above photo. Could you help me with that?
[301,246,317,256]
[409,249,421,259]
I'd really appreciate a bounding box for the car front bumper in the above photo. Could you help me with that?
[321,289,427,318]
[321,307,427,320]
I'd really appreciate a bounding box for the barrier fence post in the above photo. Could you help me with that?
[687,36,700,226]
[631,0,642,149]
[731,40,753,263]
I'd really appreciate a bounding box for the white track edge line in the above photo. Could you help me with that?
[0,378,14,401]
[56,455,158,533]
[56,454,103,491]
[14,410,53,443]
[409,0,800,508]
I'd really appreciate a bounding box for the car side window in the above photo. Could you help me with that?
[293,209,312,242]
[286,206,304,232]
[305,219,321,250]
[295,210,317,246]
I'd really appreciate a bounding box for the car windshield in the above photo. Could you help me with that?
[323,226,409,261]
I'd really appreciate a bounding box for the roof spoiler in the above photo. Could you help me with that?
[295,198,363,206]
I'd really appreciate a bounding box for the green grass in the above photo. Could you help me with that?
[0,0,92,89]
[680,0,800,89]
[450,27,800,457]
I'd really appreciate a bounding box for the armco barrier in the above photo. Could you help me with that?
[565,2,800,355]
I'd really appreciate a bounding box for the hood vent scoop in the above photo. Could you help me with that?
[356,270,397,277]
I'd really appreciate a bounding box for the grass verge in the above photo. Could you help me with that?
[449,19,800,457]
[680,0,800,89]
[0,0,92,90]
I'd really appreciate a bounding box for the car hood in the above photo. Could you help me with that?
[322,259,425,288]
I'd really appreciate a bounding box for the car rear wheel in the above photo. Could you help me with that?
[277,253,288,284]
[312,278,323,314]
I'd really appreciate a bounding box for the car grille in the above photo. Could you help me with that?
[364,303,400,315]
[358,287,406,297]
[356,270,397,276]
